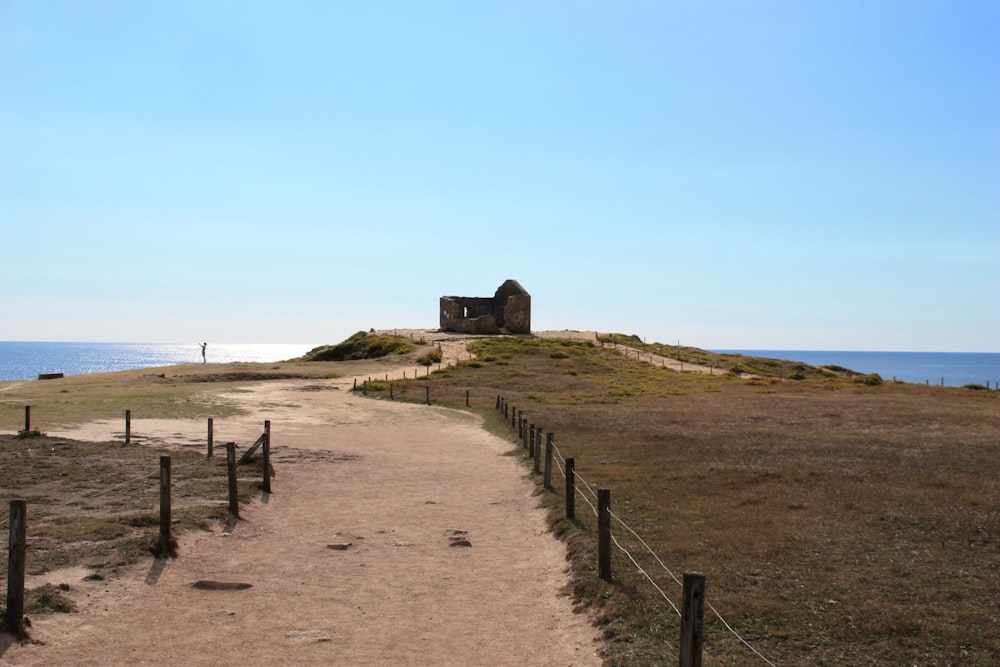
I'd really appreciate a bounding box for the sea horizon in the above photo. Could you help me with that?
[1,341,998,388]
[714,349,1000,388]
[0,341,318,382]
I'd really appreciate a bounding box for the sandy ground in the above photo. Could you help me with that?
[1,339,602,666]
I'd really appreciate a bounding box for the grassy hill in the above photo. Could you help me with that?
[381,335,1000,666]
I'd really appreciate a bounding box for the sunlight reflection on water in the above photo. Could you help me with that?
[0,342,317,381]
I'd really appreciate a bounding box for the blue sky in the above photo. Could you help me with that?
[2,1,997,351]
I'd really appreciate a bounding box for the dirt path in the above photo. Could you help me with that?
[3,365,600,665]
[534,330,725,376]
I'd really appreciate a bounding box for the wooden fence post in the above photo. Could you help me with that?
[159,455,171,554]
[565,458,576,520]
[390,383,394,399]
[680,572,706,667]
[207,418,214,458]
[6,500,26,634]
[262,421,272,494]
[125,409,131,445]
[465,389,470,407]
[533,430,543,474]
[24,405,30,433]
[226,443,239,519]
[529,423,536,456]
[496,395,501,410]
[544,433,554,490]
[598,489,612,582]
[425,386,430,405]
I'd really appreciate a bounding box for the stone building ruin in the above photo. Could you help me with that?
[440,279,531,335]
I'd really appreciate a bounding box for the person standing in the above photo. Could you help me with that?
[200,342,207,363]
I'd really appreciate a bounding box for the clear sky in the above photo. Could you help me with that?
[2,1,997,351]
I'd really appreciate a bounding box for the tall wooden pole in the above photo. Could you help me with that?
[226,443,239,519]
[543,433,554,490]
[207,418,214,458]
[680,572,707,667]
[262,421,272,494]
[159,456,171,554]
[533,430,542,474]
[6,500,27,634]
[565,458,576,520]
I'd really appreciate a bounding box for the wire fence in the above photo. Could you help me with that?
[8,384,776,663]
[346,380,777,664]
[494,394,777,667]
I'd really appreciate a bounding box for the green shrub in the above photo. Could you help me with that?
[357,379,392,392]
[962,383,989,391]
[417,348,443,366]
[304,332,414,361]
[852,373,884,386]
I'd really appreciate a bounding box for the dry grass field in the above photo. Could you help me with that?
[387,336,1000,666]
[0,357,397,622]
[2,335,997,665]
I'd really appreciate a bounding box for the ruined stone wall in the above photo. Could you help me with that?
[439,279,531,335]
[500,292,531,333]
[440,297,500,334]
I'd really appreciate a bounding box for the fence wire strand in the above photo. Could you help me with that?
[575,483,599,517]
[574,469,600,501]
[497,398,776,667]
[611,511,684,588]
[707,601,778,667]
[609,531,681,617]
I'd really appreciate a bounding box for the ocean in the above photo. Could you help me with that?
[714,350,1000,388]
[0,342,318,382]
